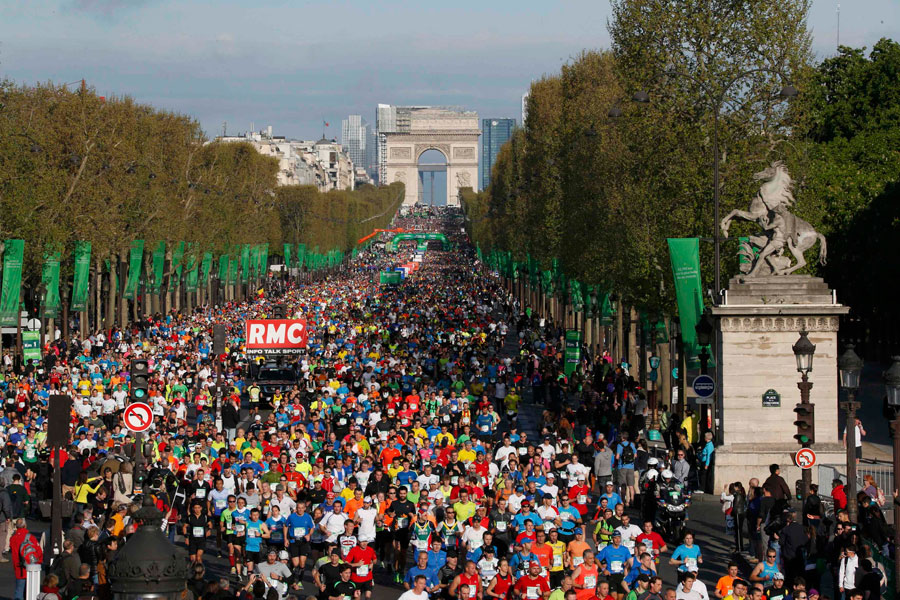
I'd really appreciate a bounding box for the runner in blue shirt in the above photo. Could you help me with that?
[669,531,703,573]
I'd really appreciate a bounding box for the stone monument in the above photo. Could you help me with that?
[712,161,848,489]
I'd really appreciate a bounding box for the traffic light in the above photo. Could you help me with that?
[131,358,150,402]
[793,402,815,446]
[272,303,287,319]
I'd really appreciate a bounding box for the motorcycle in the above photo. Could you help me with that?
[656,486,690,543]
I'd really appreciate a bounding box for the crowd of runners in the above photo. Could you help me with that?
[0,208,889,600]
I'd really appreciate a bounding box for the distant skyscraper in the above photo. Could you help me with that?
[341,115,369,173]
[481,118,515,190]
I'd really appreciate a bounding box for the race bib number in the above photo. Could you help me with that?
[685,557,698,570]
[451,476,459,485]
[610,561,623,573]
[294,527,307,537]
[356,564,370,577]
[397,517,409,528]
[526,587,541,600]
[215,499,226,509]
[518,447,527,455]
[339,418,347,426]
[235,524,246,533]
[414,538,429,550]
[25,448,35,460]
[644,539,653,551]
[577,495,587,504]
[192,527,205,538]
[584,575,597,588]
[480,425,489,432]
[196,488,207,499]
[248,528,259,538]
[553,554,563,568]
[495,521,507,532]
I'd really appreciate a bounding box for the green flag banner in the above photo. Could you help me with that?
[0,240,25,326]
[41,251,61,319]
[185,250,199,292]
[123,240,145,299]
[200,252,213,285]
[571,280,584,312]
[667,238,705,368]
[283,244,292,269]
[249,245,259,280]
[260,244,269,278]
[71,241,92,312]
[151,241,165,293]
[241,245,250,283]
[218,254,228,282]
[172,241,185,287]
[297,244,306,268]
[600,293,614,326]
[228,257,238,285]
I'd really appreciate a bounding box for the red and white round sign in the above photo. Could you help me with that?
[123,402,153,432]
[795,448,817,470]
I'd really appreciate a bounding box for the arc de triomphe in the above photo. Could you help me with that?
[383,107,480,207]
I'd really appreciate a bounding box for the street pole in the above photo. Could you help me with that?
[892,418,900,597]
[844,396,860,522]
[712,109,721,304]
[798,371,813,502]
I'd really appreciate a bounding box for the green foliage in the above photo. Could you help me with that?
[0,80,402,284]
[276,183,404,253]
[466,0,814,316]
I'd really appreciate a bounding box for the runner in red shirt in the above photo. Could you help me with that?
[634,520,667,563]
[513,562,551,599]
[345,537,378,598]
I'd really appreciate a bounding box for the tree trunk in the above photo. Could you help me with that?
[118,254,128,328]
[93,261,102,334]
[105,257,117,328]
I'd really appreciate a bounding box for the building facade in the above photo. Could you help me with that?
[217,127,354,191]
[480,118,515,191]
[341,115,373,186]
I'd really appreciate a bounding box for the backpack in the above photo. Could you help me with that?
[620,443,635,465]
[19,533,43,566]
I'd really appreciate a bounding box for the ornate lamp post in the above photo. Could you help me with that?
[791,331,816,501]
[884,356,900,597]
[649,353,662,435]
[838,344,864,523]
[109,498,189,600]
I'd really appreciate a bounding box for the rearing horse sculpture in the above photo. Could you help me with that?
[720,161,827,277]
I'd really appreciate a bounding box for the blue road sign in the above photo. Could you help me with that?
[692,374,716,398]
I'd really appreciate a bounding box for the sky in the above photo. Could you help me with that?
[0,0,897,141]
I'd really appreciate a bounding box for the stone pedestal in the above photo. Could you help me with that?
[710,276,849,491]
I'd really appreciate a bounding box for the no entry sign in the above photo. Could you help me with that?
[245,319,309,355]
[123,402,153,432]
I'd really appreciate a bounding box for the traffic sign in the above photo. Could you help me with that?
[691,374,716,398]
[795,448,817,470]
[672,367,679,380]
[123,402,153,432]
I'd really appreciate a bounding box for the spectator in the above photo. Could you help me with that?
[763,465,791,502]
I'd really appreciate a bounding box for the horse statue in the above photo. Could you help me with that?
[720,161,827,277]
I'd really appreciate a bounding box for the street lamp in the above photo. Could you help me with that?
[792,331,816,500]
[838,343,864,522]
[108,497,189,600]
[884,356,900,597]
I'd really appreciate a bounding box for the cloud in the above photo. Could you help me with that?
[67,0,154,16]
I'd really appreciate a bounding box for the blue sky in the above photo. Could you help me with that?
[1,0,896,140]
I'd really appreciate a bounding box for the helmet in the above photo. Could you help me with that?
[646,469,659,481]
[647,457,659,467]
[661,469,674,479]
